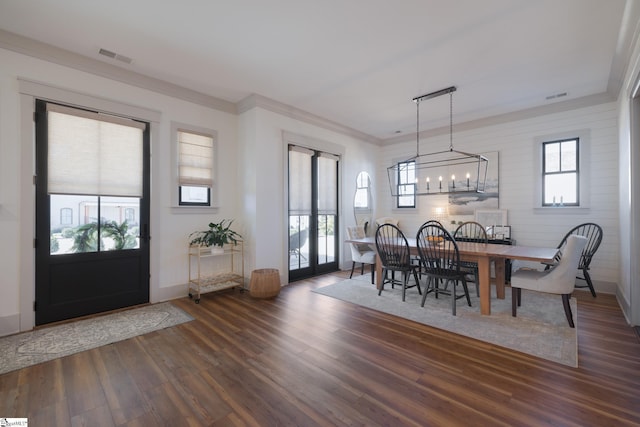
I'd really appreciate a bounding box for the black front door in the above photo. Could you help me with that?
[34,100,150,325]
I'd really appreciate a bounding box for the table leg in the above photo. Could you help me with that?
[478,257,491,315]
[494,259,505,299]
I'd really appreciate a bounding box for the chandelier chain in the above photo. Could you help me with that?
[416,99,420,156]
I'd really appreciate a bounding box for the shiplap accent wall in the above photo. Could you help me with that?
[376,101,619,289]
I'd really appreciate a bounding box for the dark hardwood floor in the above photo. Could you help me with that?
[2,271,640,426]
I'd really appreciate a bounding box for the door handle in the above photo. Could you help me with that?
[139,224,150,242]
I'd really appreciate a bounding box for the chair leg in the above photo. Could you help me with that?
[370,263,375,284]
[378,268,387,296]
[420,277,432,307]
[412,268,422,295]
[461,278,471,307]
[517,287,521,306]
[562,294,575,328]
[583,269,597,298]
[360,263,365,275]
[511,287,518,317]
[349,262,356,279]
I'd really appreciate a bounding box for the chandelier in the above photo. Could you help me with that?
[387,86,488,197]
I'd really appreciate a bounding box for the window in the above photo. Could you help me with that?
[177,128,215,206]
[542,138,579,206]
[125,208,135,223]
[60,208,72,226]
[397,160,416,208]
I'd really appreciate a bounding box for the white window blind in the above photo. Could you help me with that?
[178,129,214,187]
[288,146,313,215]
[317,152,338,214]
[47,103,145,197]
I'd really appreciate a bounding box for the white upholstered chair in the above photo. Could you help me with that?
[510,235,587,328]
[375,217,399,229]
[346,226,376,284]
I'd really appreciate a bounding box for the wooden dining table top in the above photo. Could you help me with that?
[345,236,558,262]
[345,235,558,315]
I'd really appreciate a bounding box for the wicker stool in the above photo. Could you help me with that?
[249,268,281,298]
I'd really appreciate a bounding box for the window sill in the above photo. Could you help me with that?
[171,206,219,214]
[533,206,590,214]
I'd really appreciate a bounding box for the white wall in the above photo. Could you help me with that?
[377,102,620,293]
[0,47,239,334]
[0,47,379,335]
[616,23,640,325]
[238,107,378,283]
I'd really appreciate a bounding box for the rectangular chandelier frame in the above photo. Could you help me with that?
[387,86,489,197]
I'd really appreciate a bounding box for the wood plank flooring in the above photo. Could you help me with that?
[2,271,639,426]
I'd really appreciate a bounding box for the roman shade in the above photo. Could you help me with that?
[178,129,214,187]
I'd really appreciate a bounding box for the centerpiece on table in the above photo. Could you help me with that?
[189,219,242,254]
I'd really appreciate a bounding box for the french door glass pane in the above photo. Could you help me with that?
[289,215,310,270]
[317,214,335,264]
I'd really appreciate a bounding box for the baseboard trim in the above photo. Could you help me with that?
[0,313,21,338]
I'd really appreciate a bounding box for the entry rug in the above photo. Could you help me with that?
[0,302,193,375]
[314,275,577,367]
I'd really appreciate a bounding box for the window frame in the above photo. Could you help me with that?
[533,129,590,212]
[542,137,580,207]
[396,159,416,209]
[171,122,218,209]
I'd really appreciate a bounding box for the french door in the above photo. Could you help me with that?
[34,100,150,325]
[288,145,339,281]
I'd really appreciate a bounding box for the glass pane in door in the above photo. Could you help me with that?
[289,214,310,270]
[49,194,140,255]
[317,214,336,264]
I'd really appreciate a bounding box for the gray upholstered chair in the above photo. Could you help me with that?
[346,226,376,284]
[511,235,587,328]
[375,217,399,229]
[545,222,603,297]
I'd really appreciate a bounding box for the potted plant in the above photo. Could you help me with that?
[189,219,242,254]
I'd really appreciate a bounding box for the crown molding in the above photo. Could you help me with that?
[237,94,382,144]
[0,26,626,147]
[382,92,616,146]
[608,0,640,97]
[0,29,237,114]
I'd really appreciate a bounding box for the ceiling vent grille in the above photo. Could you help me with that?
[99,48,132,64]
[545,92,568,100]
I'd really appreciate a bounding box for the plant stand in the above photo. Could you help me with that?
[188,241,244,303]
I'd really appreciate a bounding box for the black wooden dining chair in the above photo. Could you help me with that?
[545,223,603,297]
[453,221,488,296]
[416,222,472,316]
[375,224,421,302]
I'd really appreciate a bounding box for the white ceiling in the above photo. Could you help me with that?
[0,0,636,142]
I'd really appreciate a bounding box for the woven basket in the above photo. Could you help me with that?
[249,268,281,299]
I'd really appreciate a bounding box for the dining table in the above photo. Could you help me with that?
[345,235,559,315]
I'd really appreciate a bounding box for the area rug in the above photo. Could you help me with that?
[314,275,577,367]
[0,302,194,375]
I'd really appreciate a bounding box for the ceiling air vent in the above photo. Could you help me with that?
[545,92,568,100]
[98,48,133,64]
